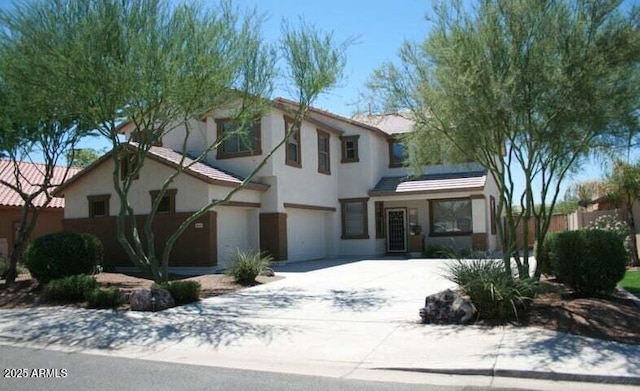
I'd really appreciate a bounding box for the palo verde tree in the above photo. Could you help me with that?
[2,0,349,282]
[368,0,640,278]
[0,13,92,284]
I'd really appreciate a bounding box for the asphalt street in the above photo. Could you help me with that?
[0,345,532,391]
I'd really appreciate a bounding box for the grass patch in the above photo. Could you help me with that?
[619,270,640,298]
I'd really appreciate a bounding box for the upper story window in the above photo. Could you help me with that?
[317,129,330,175]
[120,153,140,181]
[340,135,359,163]
[88,194,111,218]
[284,116,302,168]
[150,189,177,214]
[215,118,262,159]
[430,198,472,236]
[130,130,162,147]
[389,140,406,168]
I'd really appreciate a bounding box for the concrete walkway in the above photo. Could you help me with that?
[0,258,639,390]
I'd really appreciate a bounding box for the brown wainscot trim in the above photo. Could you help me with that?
[472,233,488,251]
[212,199,261,208]
[283,202,336,212]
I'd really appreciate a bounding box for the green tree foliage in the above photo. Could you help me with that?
[603,159,640,265]
[368,0,640,278]
[0,5,93,283]
[1,0,349,283]
[66,148,103,168]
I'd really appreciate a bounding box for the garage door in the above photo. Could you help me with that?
[217,207,255,269]
[286,209,329,261]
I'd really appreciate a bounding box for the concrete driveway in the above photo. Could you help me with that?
[1,257,639,389]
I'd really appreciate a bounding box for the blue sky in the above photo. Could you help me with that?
[1,0,637,201]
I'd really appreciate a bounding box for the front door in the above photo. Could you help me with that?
[386,208,407,252]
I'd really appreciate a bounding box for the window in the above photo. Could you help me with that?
[389,140,406,168]
[490,196,497,235]
[317,129,330,174]
[215,118,261,159]
[340,135,359,163]
[375,201,385,238]
[131,130,162,147]
[284,116,302,167]
[120,154,140,181]
[150,189,177,214]
[429,198,473,236]
[340,198,369,239]
[88,195,111,218]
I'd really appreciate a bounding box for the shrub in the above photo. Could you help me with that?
[0,259,7,277]
[549,229,626,296]
[226,249,273,284]
[85,287,123,309]
[587,215,633,264]
[43,274,98,302]
[25,232,103,284]
[151,280,201,304]
[445,259,537,321]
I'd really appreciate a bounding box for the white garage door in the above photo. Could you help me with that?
[286,209,329,261]
[216,207,258,269]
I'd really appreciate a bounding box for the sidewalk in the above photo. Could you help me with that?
[0,259,638,390]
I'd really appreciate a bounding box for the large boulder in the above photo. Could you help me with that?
[419,289,476,324]
[130,288,175,312]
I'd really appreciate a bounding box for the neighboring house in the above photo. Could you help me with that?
[0,159,80,260]
[54,98,501,273]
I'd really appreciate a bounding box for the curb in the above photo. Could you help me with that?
[374,367,640,386]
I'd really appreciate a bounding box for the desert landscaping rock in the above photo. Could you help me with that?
[419,288,476,324]
[260,267,275,277]
[130,288,175,312]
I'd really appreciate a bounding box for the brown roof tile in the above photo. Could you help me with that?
[0,159,81,208]
[370,171,487,196]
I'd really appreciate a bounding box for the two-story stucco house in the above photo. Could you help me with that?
[54,98,500,274]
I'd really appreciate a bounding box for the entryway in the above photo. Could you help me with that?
[386,208,407,252]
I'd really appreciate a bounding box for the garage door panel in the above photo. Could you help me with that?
[287,209,327,261]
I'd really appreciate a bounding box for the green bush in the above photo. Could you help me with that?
[24,232,103,284]
[151,280,201,304]
[226,249,273,284]
[43,274,98,302]
[85,287,123,309]
[445,259,537,321]
[0,259,7,277]
[549,229,626,296]
[587,215,633,264]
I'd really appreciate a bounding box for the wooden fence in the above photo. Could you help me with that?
[510,214,568,250]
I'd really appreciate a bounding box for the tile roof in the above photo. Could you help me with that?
[370,171,487,196]
[144,145,268,191]
[0,159,81,208]
[54,143,269,195]
[351,113,415,135]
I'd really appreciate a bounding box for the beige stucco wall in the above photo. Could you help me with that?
[63,157,260,219]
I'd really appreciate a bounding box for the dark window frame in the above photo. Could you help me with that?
[388,139,406,168]
[120,154,140,181]
[88,194,111,218]
[375,201,385,238]
[339,198,369,239]
[215,117,262,159]
[317,129,331,175]
[284,115,302,168]
[149,189,177,214]
[340,135,360,163]
[429,198,473,237]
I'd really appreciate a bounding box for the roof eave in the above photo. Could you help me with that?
[368,185,486,197]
